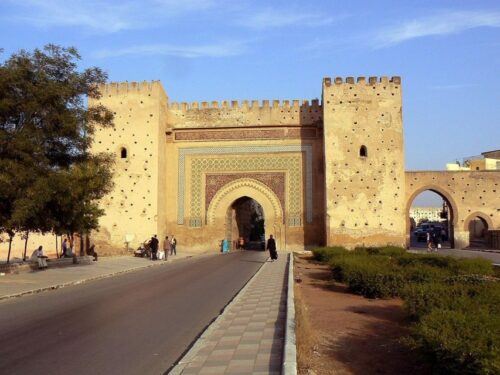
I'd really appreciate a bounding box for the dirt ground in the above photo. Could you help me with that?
[294,254,430,375]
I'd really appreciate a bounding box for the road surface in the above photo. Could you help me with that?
[0,251,268,374]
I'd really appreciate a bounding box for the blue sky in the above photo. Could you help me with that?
[1,0,499,205]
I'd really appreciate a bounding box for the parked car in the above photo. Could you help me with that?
[414,227,428,242]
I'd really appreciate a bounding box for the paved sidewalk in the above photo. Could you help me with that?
[173,253,288,375]
[0,252,205,300]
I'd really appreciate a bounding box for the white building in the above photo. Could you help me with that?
[410,207,445,225]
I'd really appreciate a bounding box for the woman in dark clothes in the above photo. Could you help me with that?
[266,234,278,261]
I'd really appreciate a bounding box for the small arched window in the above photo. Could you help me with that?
[120,147,127,159]
[360,145,367,158]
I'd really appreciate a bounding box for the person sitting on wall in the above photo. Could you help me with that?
[36,246,48,269]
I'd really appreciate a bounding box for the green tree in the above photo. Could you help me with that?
[0,45,114,262]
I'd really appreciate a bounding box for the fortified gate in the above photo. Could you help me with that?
[88,77,500,253]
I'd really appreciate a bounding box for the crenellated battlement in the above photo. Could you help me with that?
[167,98,321,111]
[167,98,323,128]
[323,76,401,87]
[98,80,168,99]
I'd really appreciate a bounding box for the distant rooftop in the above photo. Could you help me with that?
[481,150,500,159]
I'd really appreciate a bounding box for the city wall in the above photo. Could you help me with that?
[3,77,499,260]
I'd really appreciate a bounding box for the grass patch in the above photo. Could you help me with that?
[313,246,499,374]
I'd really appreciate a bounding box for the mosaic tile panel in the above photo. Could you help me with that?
[177,145,313,224]
[190,155,301,224]
[205,173,285,212]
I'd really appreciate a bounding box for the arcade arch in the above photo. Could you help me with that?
[463,212,493,248]
[406,186,457,249]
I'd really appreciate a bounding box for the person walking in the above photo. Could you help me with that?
[61,238,69,258]
[150,235,159,260]
[266,234,278,261]
[163,236,171,261]
[170,236,177,256]
[426,231,433,252]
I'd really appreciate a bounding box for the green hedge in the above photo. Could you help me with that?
[311,246,347,262]
[312,246,499,374]
[355,245,407,257]
[403,281,500,321]
[407,308,500,374]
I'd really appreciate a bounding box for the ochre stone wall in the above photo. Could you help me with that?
[84,82,326,253]
[89,81,168,251]
[405,171,500,248]
[167,99,322,128]
[322,76,406,249]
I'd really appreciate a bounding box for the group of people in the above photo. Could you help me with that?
[427,228,446,252]
[33,237,99,270]
[149,234,177,261]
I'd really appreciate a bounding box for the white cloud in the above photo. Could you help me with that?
[375,10,500,48]
[238,8,338,29]
[4,0,219,33]
[93,41,247,59]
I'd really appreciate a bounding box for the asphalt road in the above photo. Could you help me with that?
[0,251,268,375]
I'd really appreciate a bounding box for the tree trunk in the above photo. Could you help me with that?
[7,235,13,264]
[85,234,90,255]
[80,233,84,256]
[55,235,59,258]
[23,232,29,261]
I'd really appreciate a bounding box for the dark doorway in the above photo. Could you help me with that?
[468,216,488,248]
[226,196,265,250]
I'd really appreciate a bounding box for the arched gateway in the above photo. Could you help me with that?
[206,178,284,250]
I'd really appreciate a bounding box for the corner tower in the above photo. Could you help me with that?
[322,76,406,248]
[90,81,168,252]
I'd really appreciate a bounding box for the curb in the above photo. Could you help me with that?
[283,252,297,375]
[0,254,207,302]
[169,255,268,375]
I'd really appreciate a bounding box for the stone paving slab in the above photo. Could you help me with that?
[173,254,288,375]
[0,252,206,300]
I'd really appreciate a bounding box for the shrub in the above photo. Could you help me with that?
[402,263,452,283]
[355,246,407,257]
[397,253,459,269]
[452,258,494,276]
[403,283,468,320]
[312,246,347,262]
[331,255,405,298]
[396,254,493,276]
[407,308,500,374]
